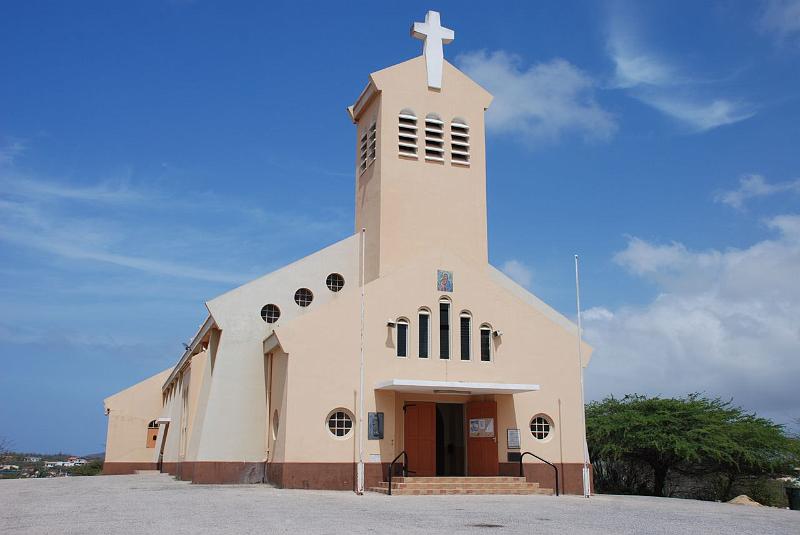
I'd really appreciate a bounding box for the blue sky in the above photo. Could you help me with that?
[1,1,799,454]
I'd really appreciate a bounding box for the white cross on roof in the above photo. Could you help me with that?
[411,10,454,90]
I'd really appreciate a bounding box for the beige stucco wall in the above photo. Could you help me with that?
[179,235,359,462]
[355,57,493,284]
[103,368,171,463]
[272,249,591,465]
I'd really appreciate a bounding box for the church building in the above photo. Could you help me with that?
[103,11,593,495]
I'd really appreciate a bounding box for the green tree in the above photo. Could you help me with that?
[586,394,800,497]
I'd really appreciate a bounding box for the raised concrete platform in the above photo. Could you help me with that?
[369,476,554,495]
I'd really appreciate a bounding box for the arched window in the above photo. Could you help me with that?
[480,324,492,362]
[418,308,430,358]
[439,297,451,359]
[460,311,472,360]
[398,109,418,158]
[146,420,159,449]
[396,318,409,357]
[425,113,445,162]
[451,118,470,165]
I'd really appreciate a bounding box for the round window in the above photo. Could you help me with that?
[261,304,281,323]
[326,409,353,438]
[294,288,313,307]
[326,273,345,292]
[530,415,552,440]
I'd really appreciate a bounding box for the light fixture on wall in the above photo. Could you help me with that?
[492,330,503,337]
[386,319,396,327]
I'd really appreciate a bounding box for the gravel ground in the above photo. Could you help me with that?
[1,474,797,534]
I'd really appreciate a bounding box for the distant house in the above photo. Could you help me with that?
[1,464,20,471]
[24,456,42,462]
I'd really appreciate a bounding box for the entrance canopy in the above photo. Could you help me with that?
[375,379,539,395]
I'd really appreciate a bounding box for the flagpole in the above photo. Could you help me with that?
[575,254,590,498]
[357,227,366,494]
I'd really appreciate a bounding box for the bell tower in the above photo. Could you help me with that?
[348,11,493,283]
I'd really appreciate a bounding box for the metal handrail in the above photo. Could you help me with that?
[387,450,410,496]
[519,451,559,496]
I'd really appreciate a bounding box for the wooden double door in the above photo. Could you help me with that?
[403,400,498,477]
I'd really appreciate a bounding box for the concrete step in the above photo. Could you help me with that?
[378,481,541,490]
[391,476,527,484]
[368,487,554,496]
[134,470,164,475]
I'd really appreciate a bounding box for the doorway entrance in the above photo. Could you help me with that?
[404,400,497,477]
[436,403,465,476]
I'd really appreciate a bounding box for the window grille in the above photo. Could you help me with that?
[418,309,430,358]
[398,110,418,157]
[451,118,470,166]
[425,113,445,162]
[326,273,345,292]
[261,304,281,323]
[294,288,313,307]
[327,410,353,438]
[530,415,552,440]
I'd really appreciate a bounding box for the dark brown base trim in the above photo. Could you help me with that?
[266,462,388,490]
[102,462,157,475]
[499,462,593,495]
[105,460,592,493]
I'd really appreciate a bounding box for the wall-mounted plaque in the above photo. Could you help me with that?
[507,428,521,449]
[368,412,384,440]
[469,418,495,438]
[437,270,453,292]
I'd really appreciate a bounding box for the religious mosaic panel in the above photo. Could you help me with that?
[437,269,453,292]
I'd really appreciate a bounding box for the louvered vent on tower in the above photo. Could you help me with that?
[398,109,418,157]
[359,128,368,174]
[424,113,445,162]
[451,118,470,166]
[367,121,376,165]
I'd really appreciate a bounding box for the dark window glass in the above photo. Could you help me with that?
[326,273,345,292]
[439,301,450,359]
[418,312,429,358]
[460,316,471,360]
[480,328,492,361]
[261,304,281,323]
[397,322,408,357]
[294,288,313,307]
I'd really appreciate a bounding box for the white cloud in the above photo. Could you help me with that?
[500,259,533,289]
[606,12,755,131]
[457,51,616,144]
[0,157,348,286]
[584,215,800,425]
[637,94,755,132]
[714,174,800,209]
[759,0,800,43]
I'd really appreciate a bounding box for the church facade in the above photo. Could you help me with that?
[103,11,593,494]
